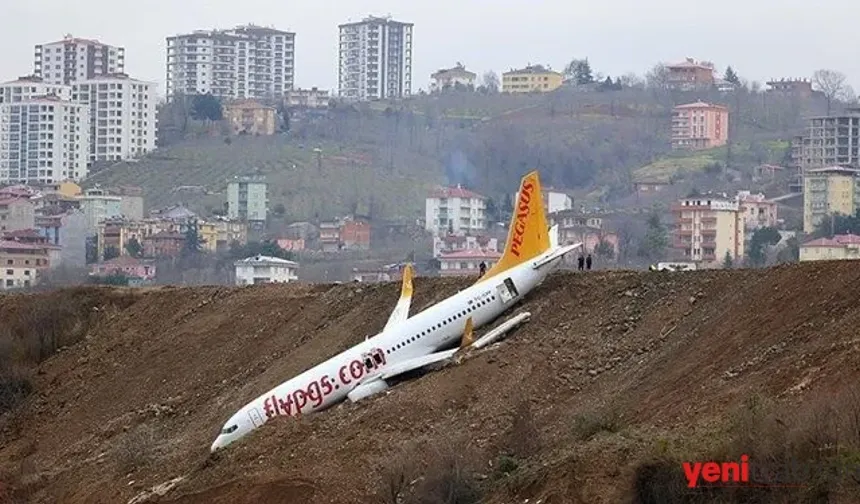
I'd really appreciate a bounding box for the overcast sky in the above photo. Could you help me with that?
[1,0,856,98]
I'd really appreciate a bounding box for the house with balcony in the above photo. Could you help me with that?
[666,58,715,90]
[425,185,486,236]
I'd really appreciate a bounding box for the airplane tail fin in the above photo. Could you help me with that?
[479,170,550,282]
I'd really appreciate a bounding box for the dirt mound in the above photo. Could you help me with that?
[2,263,860,503]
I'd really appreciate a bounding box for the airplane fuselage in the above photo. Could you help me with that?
[210,250,562,451]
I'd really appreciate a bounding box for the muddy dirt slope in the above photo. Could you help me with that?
[2,262,860,503]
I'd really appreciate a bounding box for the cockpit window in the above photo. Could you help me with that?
[221,424,239,434]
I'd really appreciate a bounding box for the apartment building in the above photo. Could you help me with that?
[71,74,156,162]
[766,78,813,98]
[0,231,60,289]
[227,175,268,223]
[424,185,487,235]
[802,166,860,233]
[430,63,477,92]
[792,112,860,171]
[223,99,276,135]
[501,65,563,93]
[671,195,745,268]
[166,25,296,100]
[0,195,35,232]
[666,58,715,90]
[34,35,125,85]
[338,15,413,101]
[671,101,728,150]
[737,191,778,231]
[284,88,330,108]
[0,78,90,184]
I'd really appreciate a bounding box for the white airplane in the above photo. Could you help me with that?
[210,170,581,452]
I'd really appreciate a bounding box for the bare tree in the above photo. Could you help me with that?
[813,69,851,115]
[645,63,670,91]
[480,71,500,93]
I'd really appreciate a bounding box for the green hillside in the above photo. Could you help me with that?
[84,136,443,221]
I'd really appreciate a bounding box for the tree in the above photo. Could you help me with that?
[480,71,499,93]
[272,203,286,217]
[638,211,668,260]
[190,93,223,121]
[564,58,594,85]
[595,239,615,260]
[124,237,143,258]
[229,240,294,261]
[723,251,734,269]
[812,210,860,238]
[813,69,852,116]
[747,227,782,267]
[645,63,670,90]
[723,66,740,85]
[776,237,800,264]
[182,220,204,257]
[103,246,120,261]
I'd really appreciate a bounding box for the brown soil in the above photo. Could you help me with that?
[2,262,860,503]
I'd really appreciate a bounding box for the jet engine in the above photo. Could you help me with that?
[347,377,389,403]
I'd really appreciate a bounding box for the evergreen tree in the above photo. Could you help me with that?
[724,66,740,85]
[124,237,143,258]
[747,227,782,267]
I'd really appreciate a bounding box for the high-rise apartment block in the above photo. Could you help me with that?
[166,25,295,100]
[338,16,413,101]
[34,35,125,85]
[0,77,90,184]
[72,74,157,163]
[792,111,860,171]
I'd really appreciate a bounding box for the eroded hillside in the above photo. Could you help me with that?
[2,263,860,503]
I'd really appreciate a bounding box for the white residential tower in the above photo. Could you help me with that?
[338,16,413,101]
[0,77,90,184]
[72,74,157,162]
[166,25,295,100]
[34,35,125,86]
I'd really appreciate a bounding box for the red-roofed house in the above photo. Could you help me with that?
[90,256,156,281]
[425,184,487,236]
[800,234,860,262]
[666,58,715,90]
[438,248,502,277]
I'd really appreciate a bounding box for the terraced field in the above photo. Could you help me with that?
[84,135,443,221]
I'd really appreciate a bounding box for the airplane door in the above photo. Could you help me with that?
[496,277,519,305]
[247,407,265,428]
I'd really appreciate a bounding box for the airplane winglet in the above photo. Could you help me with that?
[383,263,415,333]
[460,317,474,348]
[400,263,414,299]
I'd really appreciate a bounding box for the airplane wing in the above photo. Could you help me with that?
[382,263,414,333]
[372,313,531,383]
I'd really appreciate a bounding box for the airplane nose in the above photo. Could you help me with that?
[210,438,223,453]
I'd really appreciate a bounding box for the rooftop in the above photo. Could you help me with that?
[429,185,485,200]
[674,101,728,110]
[802,234,860,248]
[806,166,860,175]
[439,248,502,260]
[667,58,715,70]
[503,64,561,76]
[235,255,299,266]
[40,34,111,47]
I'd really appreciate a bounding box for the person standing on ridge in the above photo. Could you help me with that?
[586,253,593,271]
[577,254,585,271]
[478,261,487,277]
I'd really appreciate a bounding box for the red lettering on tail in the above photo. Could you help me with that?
[510,181,535,257]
